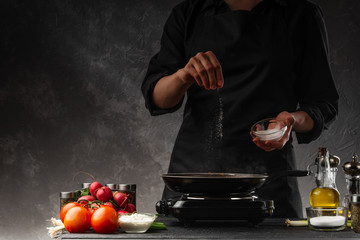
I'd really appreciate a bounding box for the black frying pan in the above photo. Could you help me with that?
[162,170,309,195]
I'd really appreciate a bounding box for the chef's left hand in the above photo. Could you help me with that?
[251,111,295,152]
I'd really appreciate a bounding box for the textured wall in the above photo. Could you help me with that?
[0,0,359,239]
[295,0,360,214]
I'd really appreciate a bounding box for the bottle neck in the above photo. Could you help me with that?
[316,167,338,188]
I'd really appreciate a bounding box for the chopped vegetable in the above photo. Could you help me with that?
[47,225,65,238]
[48,218,65,238]
[285,219,308,227]
[149,221,167,230]
[50,217,63,226]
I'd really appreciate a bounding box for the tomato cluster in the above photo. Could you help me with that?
[60,202,119,234]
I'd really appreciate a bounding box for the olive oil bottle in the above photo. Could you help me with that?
[310,187,340,208]
[309,147,340,208]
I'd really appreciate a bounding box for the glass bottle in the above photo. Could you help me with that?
[118,184,136,207]
[309,147,340,208]
[60,191,80,210]
[106,183,118,192]
[81,183,91,189]
[342,154,360,218]
[351,194,360,232]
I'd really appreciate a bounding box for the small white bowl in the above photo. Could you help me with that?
[119,213,156,233]
[251,118,287,141]
[306,207,348,231]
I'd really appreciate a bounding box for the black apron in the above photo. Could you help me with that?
[163,2,303,218]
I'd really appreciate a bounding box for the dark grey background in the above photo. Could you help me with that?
[0,0,359,239]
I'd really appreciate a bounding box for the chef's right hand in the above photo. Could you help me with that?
[177,51,224,90]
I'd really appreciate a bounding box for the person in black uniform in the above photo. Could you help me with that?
[141,0,338,218]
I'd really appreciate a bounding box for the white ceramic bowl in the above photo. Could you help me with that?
[251,118,287,141]
[306,207,348,231]
[118,213,156,233]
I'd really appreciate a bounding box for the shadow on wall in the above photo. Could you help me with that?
[0,0,182,239]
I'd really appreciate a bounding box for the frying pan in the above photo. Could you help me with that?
[162,170,309,195]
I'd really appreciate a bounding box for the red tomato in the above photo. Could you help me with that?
[64,206,91,233]
[86,203,100,215]
[60,202,80,223]
[91,206,119,234]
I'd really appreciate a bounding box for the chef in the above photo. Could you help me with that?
[141,0,338,217]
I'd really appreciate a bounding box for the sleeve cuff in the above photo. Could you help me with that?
[142,72,184,116]
[295,106,324,144]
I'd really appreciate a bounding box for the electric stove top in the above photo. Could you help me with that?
[156,193,274,226]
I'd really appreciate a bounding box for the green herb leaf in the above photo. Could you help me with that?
[81,188,90,196]
[75,190,81,198]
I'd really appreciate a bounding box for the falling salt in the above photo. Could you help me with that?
[215,88,224,141]
[204,88,224,167]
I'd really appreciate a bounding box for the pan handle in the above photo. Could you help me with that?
[285,170,310,177]
[266,170,310,183]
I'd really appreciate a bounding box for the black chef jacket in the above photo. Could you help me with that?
[141,0,339,218]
